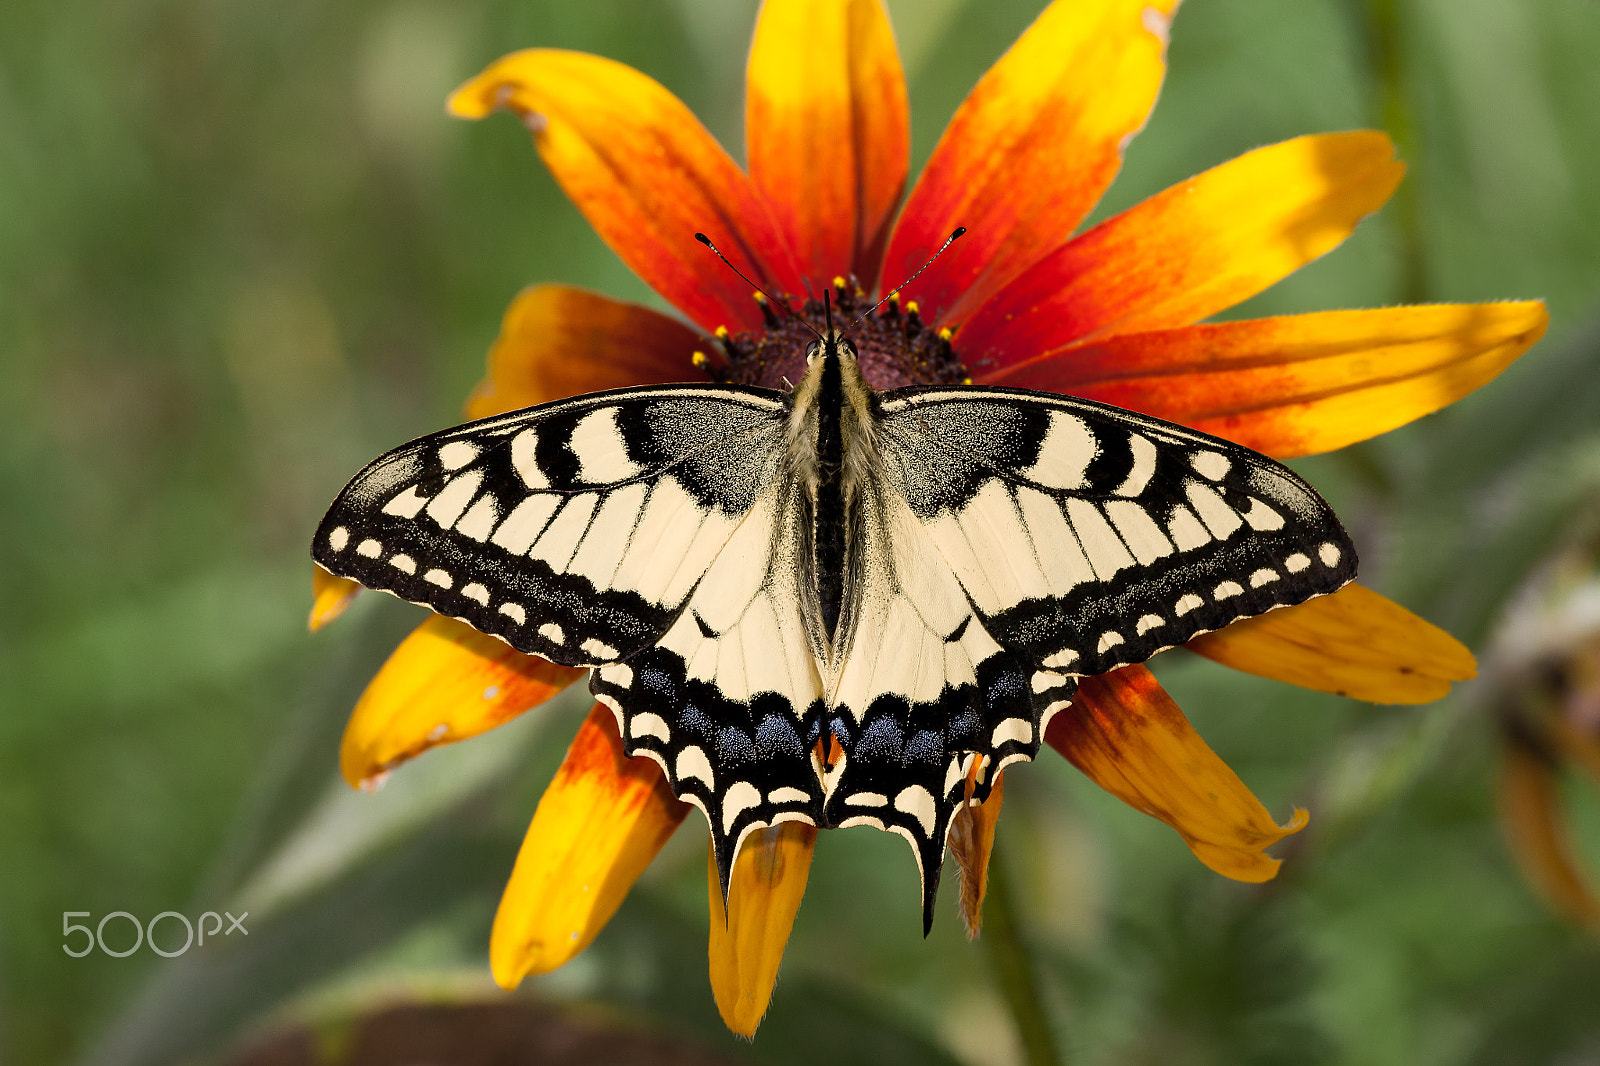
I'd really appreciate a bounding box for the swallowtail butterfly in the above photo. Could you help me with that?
[314,310,1355,929]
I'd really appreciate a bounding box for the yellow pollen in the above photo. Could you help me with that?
[906,301,920,315]
[691,351,709,369]
[832,276,847,290]
[715,325,730,340]
[962,376,973,385]
[938,327,953,341]
[752,292,768,305]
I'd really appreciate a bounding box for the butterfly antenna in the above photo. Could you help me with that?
[693,232,822,340]
[824,288,834,336]
[852,226,967,328]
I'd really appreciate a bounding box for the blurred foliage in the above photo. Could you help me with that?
[2,0,1600,1064]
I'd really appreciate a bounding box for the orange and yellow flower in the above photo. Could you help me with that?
[311,0,1544,1037]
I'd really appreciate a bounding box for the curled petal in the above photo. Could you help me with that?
[1046,664,1307,882]
[959,132,1404,363]
[949,769,1004,939]
[1499,738,1600,927]
[492,703,690,986]
[340,615,585,789]
[885,0,1180,324]
[747,0,908,290]
[465,284,708,420]
[1187,584,1476,705]
[982,302,1548,459]
[708,821,817,1037]
[450,51,804,333]
[309,565,362,631]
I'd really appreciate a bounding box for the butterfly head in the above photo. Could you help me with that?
[804,329,858,369]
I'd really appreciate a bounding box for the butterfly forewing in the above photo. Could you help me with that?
[876,387,1357,677]
[312,385,789,666]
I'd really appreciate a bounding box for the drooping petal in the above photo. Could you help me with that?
[958,132,1404,363]
[464,284,709,420]
[1046,665,1308,882]
[450,51,804,333]
[1498,737,1600,927]
[884,0,1180,324]
[981,302,1548,459]
[707,821,817,1037]
[339,615,585,789]
[309,565,362,631]
[1187,584,1476,705]
[948,769,1004,939]
[747,0,908,290]
[492,703,691,986]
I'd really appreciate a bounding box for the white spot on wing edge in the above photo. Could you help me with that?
[1175,593,1204,616]
[1136,613,1164,635]
[390,554,417,574]
[423,568,452,588]
[498,602,526,625]
[893,785,937,836]
[1042,648,1079,669]
[382,486,429,518]
[539,622,565,644]
[439,440,479,470]
[991,717,1033,747]
[630,711,670,743]
[1242,497,1286,531]
[769,786,810,805]
[722,781,762,834]
[676,745,714,789]
[1191,450,1231,481]
[357,538,382,558]
[1214,580,1244,600]
[581,636,619,659]
[1113,433,1158,497]
[1031,670,1067,694]
[601,662,633,688]
[845,792,889,807]
[327,526,349,552]
[1286,553,1311,573]
[1096,630,1124,654]
[1320,542,1342,567]
[461,582,489,605]
[1249,569,1279,588]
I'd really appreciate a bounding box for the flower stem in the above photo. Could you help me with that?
[981,837,1060,1066]
[1360,0,1429,303]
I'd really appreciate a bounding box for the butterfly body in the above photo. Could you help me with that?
[315,328,1355,928]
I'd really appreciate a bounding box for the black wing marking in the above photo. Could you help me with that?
[313,385,788,667]
[877,386,1357,677]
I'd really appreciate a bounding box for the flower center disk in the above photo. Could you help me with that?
[711,280,970,392]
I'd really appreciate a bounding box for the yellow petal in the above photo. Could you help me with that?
[1046,664,1307,882]
[309,564,361,632]
[707,821,817,1037]
[959,132,1405,361]
[987,301,1549,460]
[492,703,690,986]
[1499,738,1600,928]
[1187,584,1476,705]
[465,284,707,420]
[340,615,585,788]
[948,769,1004,939]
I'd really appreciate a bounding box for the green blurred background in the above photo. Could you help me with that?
[4,0,1600,1063]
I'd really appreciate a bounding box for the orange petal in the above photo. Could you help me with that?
[340,615,585,789]
[1187,584,1476,705]
[747,0,908,290]
[450,51,804,333]
[958,132,1404,363]
[1498,738,1600,927]
[492,703,691,986]
[949,769,1004,939]
[464,284,708,420]
[309,564,362,632]
[982,302,1548,459]
[707,821,817,1037]
[1046,664,1308,882]
[885,0,1180,324]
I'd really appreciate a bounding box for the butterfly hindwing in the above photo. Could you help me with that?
[312,385,789,667]
[877,387,1358,677]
